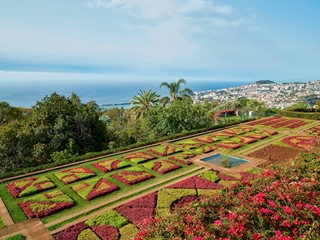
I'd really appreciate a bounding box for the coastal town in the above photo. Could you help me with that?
[193,80,320,109]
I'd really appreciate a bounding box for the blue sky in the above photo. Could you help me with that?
[1,0,320,83]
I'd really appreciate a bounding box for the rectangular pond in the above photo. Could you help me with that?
[200,153,248,168]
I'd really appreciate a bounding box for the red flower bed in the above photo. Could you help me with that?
[244,134,268,140]
[216,142,243,149]
[254,129,278,136]
[146,160,181,174]
[246,116,280,126]
[147,145,182,156]
[286,121,307,129]
[304,126,320,135]
[123,192,157,208]
[19,190,74,218]
[112,168,154,185]
[168,176,223,190]
[169,156,193,165]
[194,135,219,143]
[72,178,119,201]
[171,195,199,212]
[122,152,157,164]
[217,173,238,181]
[115,205,155,230]
[7,176,55,198]
[20,201,74,218]
[54,222,88,240]
[54,167,95,184]
[282,135,318,150]
[92,225,119,240]
[196,145,215,153]
[239,137,257,144]
[92,158,130,173]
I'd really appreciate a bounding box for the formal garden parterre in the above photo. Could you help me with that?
[0,116,319,239]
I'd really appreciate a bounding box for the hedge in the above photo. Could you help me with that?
[278,110,320,120]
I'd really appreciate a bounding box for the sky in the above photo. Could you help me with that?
[1,0,320,84]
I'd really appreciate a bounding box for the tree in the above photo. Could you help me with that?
[145,98,213,136]
[160,79,193,103]
[131,89,159,118]
[0,101,23,125]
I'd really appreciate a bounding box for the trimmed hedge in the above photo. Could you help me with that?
[278,110,320,120]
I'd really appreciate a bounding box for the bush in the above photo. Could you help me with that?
[5,234,25,240]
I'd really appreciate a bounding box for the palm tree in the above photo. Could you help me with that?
[130,89,159,118]
[160,79,193,102]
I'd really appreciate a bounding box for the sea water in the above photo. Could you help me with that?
[0,80,250,108]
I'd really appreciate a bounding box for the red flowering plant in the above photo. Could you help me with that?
[136,148,320,240]
[112,167,154,185]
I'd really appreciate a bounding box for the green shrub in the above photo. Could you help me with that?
[85,210,128,228]
[198,171,219,182]
[77,228,100,240]
[5,234,25,240]
[119,224,139,240]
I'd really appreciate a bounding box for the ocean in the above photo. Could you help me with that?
[0,80,251,108]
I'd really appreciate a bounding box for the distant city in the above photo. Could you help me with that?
[193,80,320,109]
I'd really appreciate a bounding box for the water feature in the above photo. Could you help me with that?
[200,153,248,168]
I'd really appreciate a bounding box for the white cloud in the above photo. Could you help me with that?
[88,0,233,20]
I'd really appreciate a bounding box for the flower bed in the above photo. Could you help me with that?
[243,133,268,140]
[72,178,119,201]
[219,129,237,136]
[282,135,318,150]
[246,116,280,126]
[168,176,223,190]
[195,145,215,154]
[172,140,204,149]
[19,190,74,218]
[254,129,278,136]
[54,222,88,240]
[157,189,196,209]
[7,176,55,198]
[286,121,307,129]
[112,167,154,185]
[216,141,243,149]
[85,210,128,239]
[115,205,155,230]
[143,160,181,174]
[170,195,199,212]
[169,156,193,165]
[147,145,182,156]
[231,126,255,134]
[194,135,220,143]
[54,167,95,184]
[92,158,130,173]
[228,137,257,144]
[304,125,320,136]
[209,132,233,140]
[122,151,157,164]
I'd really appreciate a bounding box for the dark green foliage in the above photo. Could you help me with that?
[5,234,25,240]
[278,110,320,120]
[145,98,213,136]
[0,93,109,174]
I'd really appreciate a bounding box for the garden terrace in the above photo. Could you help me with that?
[0,116,319,239]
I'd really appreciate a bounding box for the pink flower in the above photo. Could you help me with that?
[282,206,293,214]
[253,233,263,240]
[268,200,277,209]
[185,227,193,235]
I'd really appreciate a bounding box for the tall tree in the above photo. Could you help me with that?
[131,89,159,118]
[160,79,193,102]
